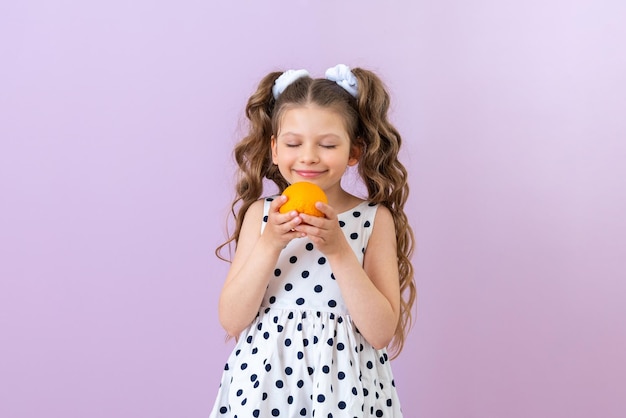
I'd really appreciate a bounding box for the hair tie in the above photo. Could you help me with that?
[272,69,310,99]
[325,64,358,97]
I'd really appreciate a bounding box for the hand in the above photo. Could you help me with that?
[261,195,306,250]
[295,202,351,257]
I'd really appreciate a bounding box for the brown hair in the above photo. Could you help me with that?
[216,68,416,358]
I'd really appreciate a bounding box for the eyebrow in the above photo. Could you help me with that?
[279,132,342,140]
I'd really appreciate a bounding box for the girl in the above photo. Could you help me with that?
[210,64,416,417]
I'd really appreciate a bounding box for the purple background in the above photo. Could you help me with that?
[1,1,625,417]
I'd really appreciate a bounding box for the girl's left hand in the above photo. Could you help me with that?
[295,202,351,257]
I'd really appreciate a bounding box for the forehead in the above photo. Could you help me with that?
[276,105,349,137]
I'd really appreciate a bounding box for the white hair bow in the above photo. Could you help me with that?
[325,64,358,97]
[272,69,310,99]
[272,65,359,99]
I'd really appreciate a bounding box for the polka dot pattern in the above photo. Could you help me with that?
[209,200,403,417]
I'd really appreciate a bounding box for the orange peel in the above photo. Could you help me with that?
[279,182,328,217]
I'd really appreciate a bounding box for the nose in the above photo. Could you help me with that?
[299,143,319,164]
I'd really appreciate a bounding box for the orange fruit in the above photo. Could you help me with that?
[279,182,328,217]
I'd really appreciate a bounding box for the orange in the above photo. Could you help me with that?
[279,182,328,217]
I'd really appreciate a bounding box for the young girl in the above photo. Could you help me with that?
[210,64,416,417]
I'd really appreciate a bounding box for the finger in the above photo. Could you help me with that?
[298,213,326,229]
[294,222,321,237]
[314,201,336,219]
[286,215,303,230]
[269,195,288,213]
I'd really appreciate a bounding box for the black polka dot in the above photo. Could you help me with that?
[339,220,345,227]
[338,371,345,380]
[219,406,227,414]
[300,409,307,416]
[338,401,346,409]
[318,257,326,265]
[289,256,298,263]
[301,271,310,278]
[263,215,268,222]
[353,211,361,217]
[337,342,345,350]
[376,410,383,417]
[314,285,323,293]
[328,300,337,308]
[350,232,358,240]
[364,220,371,227]
[276,380,284,388]
[285,367,293,375]
[305,243,314,251]
[285,338,292,346]
[317,394,325,402]
[296,298,305,305]
[269,296,276,304]
[285,283,293,291]
[367,361,373,369]
[272,409,280,416]
[274,268,281,276]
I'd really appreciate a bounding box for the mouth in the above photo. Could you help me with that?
[294,170,325,179]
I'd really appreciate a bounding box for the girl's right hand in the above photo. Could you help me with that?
[261,195,305,250]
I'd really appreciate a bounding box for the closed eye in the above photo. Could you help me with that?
[321,145,337,149]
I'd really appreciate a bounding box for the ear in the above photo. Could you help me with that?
[271,135,278,164]
[348,141,362,166]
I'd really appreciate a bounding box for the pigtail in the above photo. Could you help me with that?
[352,68,417,359]
[216,71,288,261]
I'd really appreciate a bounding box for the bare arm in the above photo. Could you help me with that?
[218,196,303,337]
[297,205,400,349]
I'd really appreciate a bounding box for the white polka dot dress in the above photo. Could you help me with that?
[209,199,403,417]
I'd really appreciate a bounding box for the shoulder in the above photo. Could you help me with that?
[370,204,396,238]
[245,198,266,218]
[239,198,268,233]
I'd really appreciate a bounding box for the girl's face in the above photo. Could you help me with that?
[271,105,359,194]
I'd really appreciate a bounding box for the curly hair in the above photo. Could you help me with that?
[216,68,416,359]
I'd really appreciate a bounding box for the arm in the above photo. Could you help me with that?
[297,205,400,349]
[218,196,303,337]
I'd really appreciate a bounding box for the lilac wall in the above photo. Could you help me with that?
[1,1,625,417]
